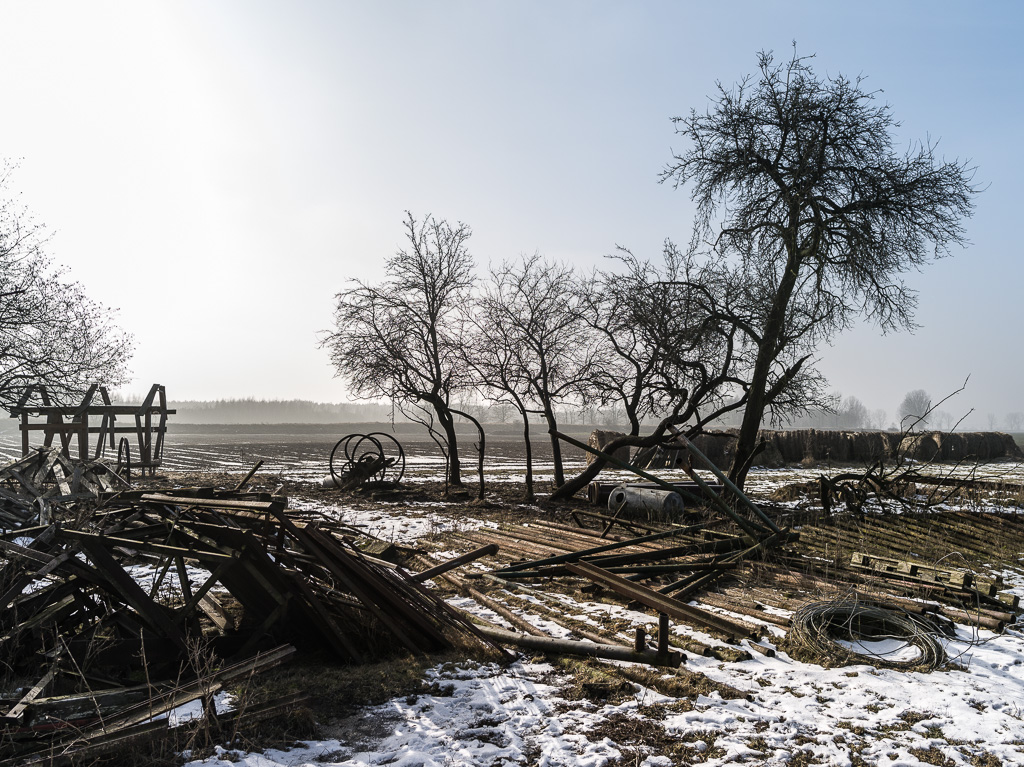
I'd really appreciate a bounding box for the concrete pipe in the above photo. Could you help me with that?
[607,484,684,515]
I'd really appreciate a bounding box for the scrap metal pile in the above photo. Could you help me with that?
[0,457,494,765]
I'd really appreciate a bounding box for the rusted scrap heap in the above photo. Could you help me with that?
[0,485,492,765]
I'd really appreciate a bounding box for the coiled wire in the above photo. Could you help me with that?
[787,600,947,671]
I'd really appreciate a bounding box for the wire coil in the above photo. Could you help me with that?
[787,600,947,671]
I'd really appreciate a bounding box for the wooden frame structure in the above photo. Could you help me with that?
[8,383,175,476]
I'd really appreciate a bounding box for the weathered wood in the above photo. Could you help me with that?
[474,624,683,668]
[74,535,188,651]
[464,586,548,637]
[413,544,498,582]
[492,521,712,574]
[2,659,61,723]
[141,494,279,512]
[233,460,265,492]
[566,561,759,641]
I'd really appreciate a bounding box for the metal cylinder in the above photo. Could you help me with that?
[607,485,684,515]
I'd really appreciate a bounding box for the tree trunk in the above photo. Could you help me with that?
[550,413,685,501]
[451,408,485,500]
[729,245,803,490]
[542,401,565,488]
[434,402,462,486]
[521,411,535,503]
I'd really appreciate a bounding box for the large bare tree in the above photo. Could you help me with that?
[0,163,133,410]
[661,49,978,488]
[554,242,793,501]
[477,254,594,488]
[581,243,756,437]
[323,212,474,485]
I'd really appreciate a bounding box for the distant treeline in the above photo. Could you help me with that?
[162,398,634,426]
[165,399,395,424]
[101,395,1018,433]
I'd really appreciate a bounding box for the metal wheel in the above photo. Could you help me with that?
[364,431,406,483]
[328,432,406,487]
[116,437,132,482]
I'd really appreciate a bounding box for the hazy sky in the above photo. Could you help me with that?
[1,1,1021,427]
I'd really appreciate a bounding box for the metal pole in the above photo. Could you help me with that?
[675,436,781,534]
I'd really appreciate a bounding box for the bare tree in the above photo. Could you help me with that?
[839,396,867,429]
[661,48,978,488]
[580,244,730,436]
[933,410,953,431]
[476,254,593,488]
[323,212,474,485]
[897,389,932,431]
[554,242,812,501]
[465,297,539,502]
[1007,412,1024,432]
[0,163,133,410]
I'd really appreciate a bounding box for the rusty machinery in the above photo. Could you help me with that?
[328,432,406,488]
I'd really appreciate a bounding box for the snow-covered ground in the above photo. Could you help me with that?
[6,430,1024,765]
[181,486,1024,767]
[185,620,1024,767]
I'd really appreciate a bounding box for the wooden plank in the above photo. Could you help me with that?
[493,522,711,574]
[176,558,237,623]
[74,535,188,651]
[5,468,42,498]
[175,556,194,601]
[59,529,234,563]
[50,460,73,496]
[0,538,57,567]
[0,551,72,610]
[3,658,61,722]
[233,460,264,492]
[198,593,231,632]
[141,494,279,512]
[31,449,60,488]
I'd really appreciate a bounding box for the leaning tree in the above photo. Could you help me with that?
[0,162,133,410]
[323,212,474,486]
[661,48,978,488]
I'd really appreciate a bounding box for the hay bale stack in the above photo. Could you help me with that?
[769,429,810,462]
[897,431,1024,461]
[849,431,893,462]
[689,431,735,469]
[810,430,852,462]
[586,430,631,466]
[654,428,1020,471]
[954,432,1023,460]
[899,432,943,461]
